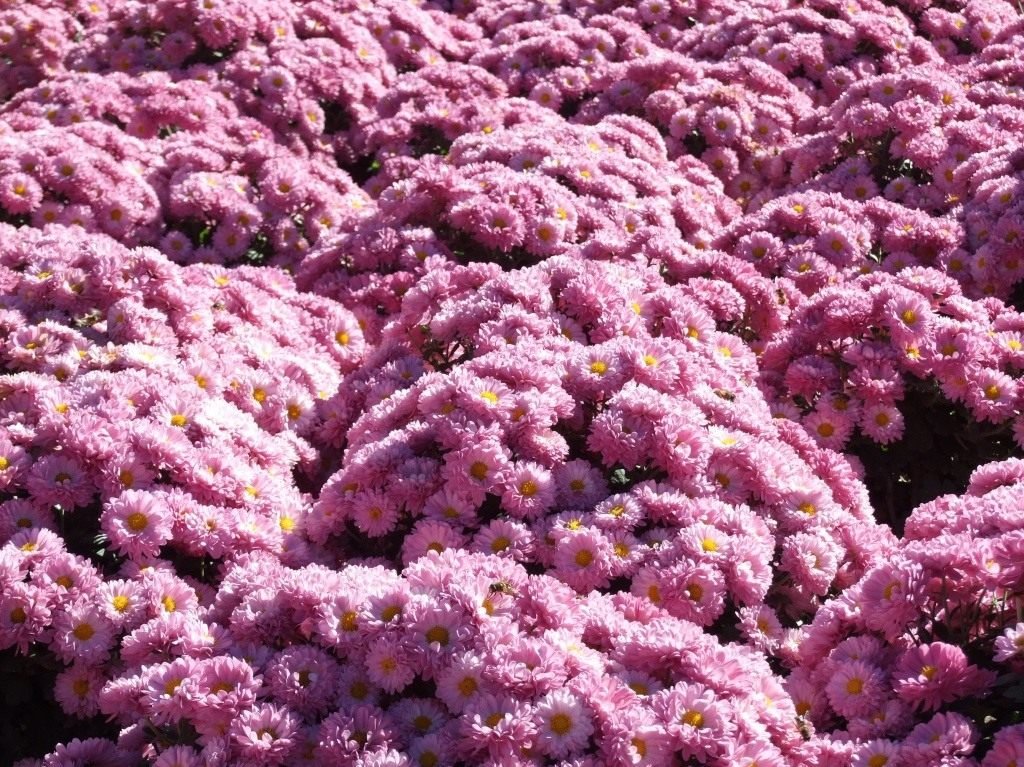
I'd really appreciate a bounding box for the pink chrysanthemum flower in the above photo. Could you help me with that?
[50,600,115,665]
[436,651,487,713]
[533,688,594,759]
[983,725,1024,767]
[825,659,889,720]
[859,561,926,640]
[229,703,299,764]
[892,642,994,711]
[500,461,557,520]
[994,622,1024,663]
[652,682,733,763]
[101,490,173,560]
[349,488,401,538]
[264,646,340,720]
[152,745,202,767]
[365,634,417,693]
[54,663,105,718]
[860,402,905,444]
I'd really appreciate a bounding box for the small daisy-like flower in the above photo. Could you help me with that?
[533,688,594,758]
[803,408,855,450]
[825,659,888,720]
[553,528,612,592]
[994,622,1024,663]
[893,642,994,711]
[851,739,900,767]
[499,461,556,520]
[350,489,401,538]
[54,663,105,718]
[860,402,905,444]
[436,651,487,713]
[50,600,115,665]
[652,681,732,763]
[230,703,299,763]
[365,634,416,693]
[101,490,173,560]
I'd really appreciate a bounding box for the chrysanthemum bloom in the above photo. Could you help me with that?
[54,663,105,718]
[435,651,488,713]
[858,561,926,640]
[892,642,994,711]
[824,659,889,720]
[499,461,557,520]
[982,725,1024,767]
[365,634,417,693]
[994,623,1024,663]
[50,600,115,665]
[152,744,202,767]
[533,688,594,759]
[851,739,901,767]
[101,490,173,560]
[141,656,200,725]
[264,646,340,719]
[188,656,261,723]
[651,681,734,763]
[458,692,537,763]
[350,489,401,537]
[229,703,299,765]
[899,711,977,765]
[860,401,905,444]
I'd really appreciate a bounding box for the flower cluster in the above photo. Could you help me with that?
[0,224,364,572]
[758,267,1024,451]
[790,457,1024,766]
[3,0,1024,764]
[308,256,891,643]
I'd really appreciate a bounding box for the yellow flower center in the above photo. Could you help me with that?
[470,461,489,481]
[519,480,537,497]
[550,713,573,735]
[169,413,187,427]
[425,626,450,646]
[112,595,130,613]
[73,623,95,641]
[589,360,608,375]
[846,677,864,695]
[10,606,27,623]
[574,549,594,567]
[681,710,704,728]
[126,512,148,532]
[458,677,478,696]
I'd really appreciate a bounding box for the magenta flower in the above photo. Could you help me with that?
[101,490,173,560]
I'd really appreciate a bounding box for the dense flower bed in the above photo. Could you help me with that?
[2,1,1024,766]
